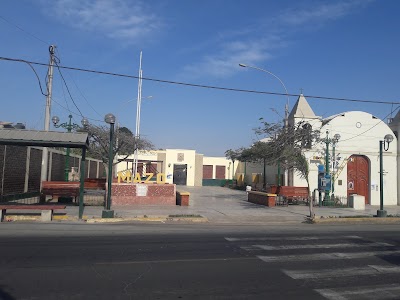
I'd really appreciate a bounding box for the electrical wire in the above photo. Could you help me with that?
[14,60,49,96]
[54,60,84,117]
[52,98,103,123]
[54,48,103,118]
[0,15,49,46]
[0,56,399,105]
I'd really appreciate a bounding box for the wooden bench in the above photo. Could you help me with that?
[268,186,309,205]
[0,204,66,222]
[40,181,80,202]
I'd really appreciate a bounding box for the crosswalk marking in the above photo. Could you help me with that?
[226,235,400,299]
[258,250,400,263]
[315,284,400,300]
[242,241,393,251]
[225,235,362,242]
[283,265,400,279]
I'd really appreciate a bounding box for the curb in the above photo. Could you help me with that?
[83,215,208,224]
[307,216,400,224]
[2,214,207,224]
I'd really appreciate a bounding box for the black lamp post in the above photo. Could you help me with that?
[52,114,88,181]
[377,134,394,217]
[331,133,341,198]
[102,113,116,218]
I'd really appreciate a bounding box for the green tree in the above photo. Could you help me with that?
[245,118,320,193]
[82,123,154,167]
[224,148,243,183]
[239,141,274,189]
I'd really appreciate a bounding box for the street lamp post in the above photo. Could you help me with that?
[239,63,290,187]
[52,114,88,181]
[377,134,394,217]
[103,113,116,219]
[323,130,340,205]
[331,133,341,198]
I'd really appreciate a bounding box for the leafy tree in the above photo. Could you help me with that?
[244,118,320,192]
[224,148,243,182]
[239,141,274,189]
[81,123,154,170]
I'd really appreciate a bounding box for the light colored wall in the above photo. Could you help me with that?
[195,154,203,186]
[116,151,159,174]
[203,156,232,179]
[165,149,196,186]
[301,111,398,205]
[237,161,277,187]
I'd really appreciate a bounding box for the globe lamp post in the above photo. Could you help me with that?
[52,114,88,181]
[103,113,116,218]
[377,134,394,217]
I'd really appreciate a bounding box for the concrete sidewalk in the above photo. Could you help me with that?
[4,186,400,224]
[61,186,400,224]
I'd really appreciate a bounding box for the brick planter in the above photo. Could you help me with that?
[248,191,277,207]
[176,192,190,206]
[111,183,176,205]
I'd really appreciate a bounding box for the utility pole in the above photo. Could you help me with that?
[40,45,56,186]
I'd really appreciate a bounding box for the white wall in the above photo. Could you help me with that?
[165,149,196,186]
[303,111,398,205]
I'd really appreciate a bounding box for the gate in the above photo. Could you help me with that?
[173,164,187,185]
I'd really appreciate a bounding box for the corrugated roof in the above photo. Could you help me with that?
[0,129,89,148]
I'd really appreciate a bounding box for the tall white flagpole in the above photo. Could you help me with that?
[133,51,143,177]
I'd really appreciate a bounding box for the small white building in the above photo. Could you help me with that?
[116,149,236,186]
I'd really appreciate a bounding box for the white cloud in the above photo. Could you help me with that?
[40,0,160,40]
[180,0,372,80]
[277,0,373,26]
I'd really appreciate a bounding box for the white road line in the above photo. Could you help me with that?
[243,242,393,251]
[225,236,362,242]
[283,265,400,280]
[258,250,400,263]
[315,284,400,300]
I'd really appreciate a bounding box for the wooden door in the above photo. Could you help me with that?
[347,155,369,204]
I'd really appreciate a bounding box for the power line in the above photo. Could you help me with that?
[0,15,49,46]
[0,56,399,105]
[54,60,84,117]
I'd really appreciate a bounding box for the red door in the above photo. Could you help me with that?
[347,155,369,204]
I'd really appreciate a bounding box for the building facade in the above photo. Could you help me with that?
[116,149,236,186]
[251,94,399,205]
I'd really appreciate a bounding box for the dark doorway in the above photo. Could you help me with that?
[173,164,187,185]
[347,155,370,204]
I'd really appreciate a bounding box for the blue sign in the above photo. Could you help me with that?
[324,174,331,191]
[318,165,325,173]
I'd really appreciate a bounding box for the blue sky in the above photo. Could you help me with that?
[1,0,399,156]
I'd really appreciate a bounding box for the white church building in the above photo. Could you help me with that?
[274,94,399,206]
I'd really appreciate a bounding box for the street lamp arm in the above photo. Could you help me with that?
[239,63,290,104]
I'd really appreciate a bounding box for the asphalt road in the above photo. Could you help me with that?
[1,223,400,299]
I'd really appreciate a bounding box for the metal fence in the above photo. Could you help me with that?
[0,145,104,204]
[2,191,106,206]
